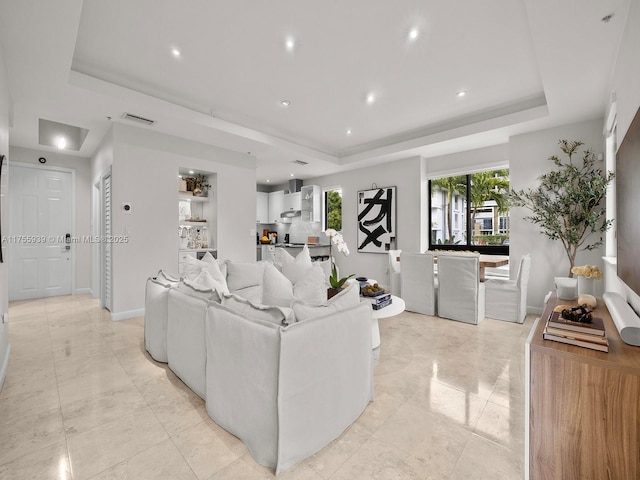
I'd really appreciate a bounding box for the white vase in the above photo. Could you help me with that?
[577,276,595,296]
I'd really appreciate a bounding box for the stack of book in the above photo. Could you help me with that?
[364,292,392,310]
[543,310,609,352]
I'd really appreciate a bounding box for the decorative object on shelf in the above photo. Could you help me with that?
[572,264,602,296]
[357,186,396,253]
[192,174,211,196]
[325,228,354,294]
[510,140,614,277]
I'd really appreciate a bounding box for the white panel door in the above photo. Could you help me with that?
[9,165,72,300]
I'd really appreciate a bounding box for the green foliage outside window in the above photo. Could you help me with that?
[326,190,342,231]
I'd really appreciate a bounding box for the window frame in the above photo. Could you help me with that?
[322,186,343,232]
[428,174,509,255]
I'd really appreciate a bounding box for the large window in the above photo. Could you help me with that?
[429,169,509,254]
[323,187,343,231]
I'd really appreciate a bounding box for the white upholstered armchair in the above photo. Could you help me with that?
[437,253,484,324]
[485,254,531,323]
[400,252,437,316]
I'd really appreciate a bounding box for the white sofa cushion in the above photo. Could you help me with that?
[291,281,360,321]
[183,254,229,295]
[262,261,326,308]
[167,287,210,399]
[262,263,294,308]
[156,269,179,286]
[278,245,313,284]
[221,293,294,326]
[179,277,221,302]
[293,263,327,305]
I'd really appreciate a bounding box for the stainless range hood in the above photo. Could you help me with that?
[281,179,303,218]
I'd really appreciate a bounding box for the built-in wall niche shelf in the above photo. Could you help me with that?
[178,169,216,263]
[179,194,208,202]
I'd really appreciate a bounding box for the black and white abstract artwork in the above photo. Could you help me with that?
[357,186,396,253]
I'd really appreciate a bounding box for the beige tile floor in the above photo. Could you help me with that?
[0,294,534,479]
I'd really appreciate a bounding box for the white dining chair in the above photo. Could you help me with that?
[485,254,531,323]
[437,253,484,324]
[401,252,437,316]
[388,249,402,296]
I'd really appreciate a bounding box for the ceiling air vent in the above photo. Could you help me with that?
[121,112,156,126]
[292,159,308,165]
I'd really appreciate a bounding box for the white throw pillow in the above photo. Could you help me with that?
[225,261,266,292]
[293,263,327,304]
[221,293,294,326]
[314,259,333,287]
[200,253,229,295]
[262,263,294,308]
[183,255,229,295]
[279,245,313,284]
[291,281,361,321]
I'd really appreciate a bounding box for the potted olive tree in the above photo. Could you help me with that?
[510,140,614,278]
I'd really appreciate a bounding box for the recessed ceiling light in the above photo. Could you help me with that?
[346,129,352,135]
[189,170,194,174]
[171,47,181,57]
[285,37,295,52]
[266,179,270,183]
[457,90,467,97]
[281,100,291,107]
[56,137,66,149]
[290,173,294,177]
[366,93,375,104]
[409,28,419,40]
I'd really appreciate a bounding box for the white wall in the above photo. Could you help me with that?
[509,118,606,313]
[9,146,93,294]
[305,156,426,289]
[107,124,256,319]
[0,40,9,389]
[425,143,509,178]
[605,0,640,313]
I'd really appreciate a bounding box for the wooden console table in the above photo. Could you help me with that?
[526,292,640,479]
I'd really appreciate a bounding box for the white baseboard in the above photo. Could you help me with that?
[0,344,11,392]
[111,308,145,321]
[73,288,93,296]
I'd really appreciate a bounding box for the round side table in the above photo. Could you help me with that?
[368,295,406,349]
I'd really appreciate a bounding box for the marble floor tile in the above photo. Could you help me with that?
[67,408,168,480]
[61,383,149,435]
[473,400,525,454]
[305,422,371,478]
[327,436,430,480]
[1,294,532,479]
[0,440,71,480]
[172,420,247,479]
[0,406,65,466]
[88,439,198,480]
[372,401,472,478]
[450,433,524,480]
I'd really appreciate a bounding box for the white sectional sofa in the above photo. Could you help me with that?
[143,248,374,474]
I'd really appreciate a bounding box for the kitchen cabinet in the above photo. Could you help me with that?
[256,191,269,223]
[268,190,284,223]
[301,185,321,223]
[283,191,301,213]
